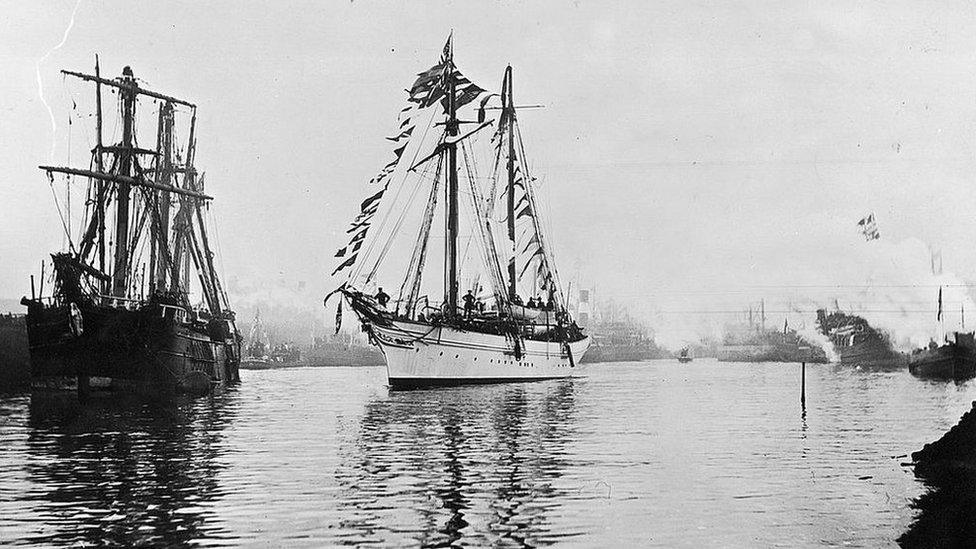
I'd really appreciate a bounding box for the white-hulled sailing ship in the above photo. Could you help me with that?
[326,37,589,388]
[21,60,241,393]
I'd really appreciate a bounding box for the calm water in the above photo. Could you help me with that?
[1,360,974,547]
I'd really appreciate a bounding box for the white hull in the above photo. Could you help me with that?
[371,319,590,388]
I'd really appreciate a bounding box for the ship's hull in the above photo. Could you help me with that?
[371,319,589,389]
[909,345,976,380]
[240,358,273,370]
[580,344,667,363]
[837,342,907,370]
[717,344,829,363]
[24,301,240,394]
[0,314,30,390]
[241,358,307,370]
[306,346,386,367]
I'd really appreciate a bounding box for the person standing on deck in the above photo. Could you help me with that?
[462,290,476,318]
[375,287,390,308]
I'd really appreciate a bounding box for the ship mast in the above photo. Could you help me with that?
[153,102,175,292]
[111,66,137,297]
[94,56,106,294]
[444,38,459,318]
[503,66,517,301]
[46,64,205,300]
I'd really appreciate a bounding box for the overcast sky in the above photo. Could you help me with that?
[4,1,976,345]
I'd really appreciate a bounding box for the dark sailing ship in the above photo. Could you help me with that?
[326,37,588,388]
[816,308,907,369]
[21,60,241,393]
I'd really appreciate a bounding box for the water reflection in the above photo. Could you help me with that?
[5,390,237,548]
[334,380,581,547]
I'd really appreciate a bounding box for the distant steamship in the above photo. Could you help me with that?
[816,308,907,369]
[717,301,828,363]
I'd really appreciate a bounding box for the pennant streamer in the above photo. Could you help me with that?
[332,36,490,278]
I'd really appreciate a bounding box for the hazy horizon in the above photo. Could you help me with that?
[4,1,976,348]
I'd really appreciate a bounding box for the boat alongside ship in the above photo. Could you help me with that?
[327,37,588,388]
[817,308,907,369]
[21,61,240,394]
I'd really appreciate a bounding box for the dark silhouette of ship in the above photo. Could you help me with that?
[908,332,976,380]
[816,309,907,369]
[21,61,240,394]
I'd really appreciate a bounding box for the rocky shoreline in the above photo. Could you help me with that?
[899,402,976,547]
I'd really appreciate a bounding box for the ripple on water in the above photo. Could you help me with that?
[0,362,974,547]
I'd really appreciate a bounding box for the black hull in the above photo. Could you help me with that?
[0,315,30,390]
[24,301,240,394]
[909,346,976,381]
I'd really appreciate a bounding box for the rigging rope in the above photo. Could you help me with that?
[350,106,439,284]
[46,172,74,251]
[361,157,437,286]
[460,140,510,316]
[399,155,443,315]
[514,118,566,310]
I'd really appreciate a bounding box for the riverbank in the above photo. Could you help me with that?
[900,401,976,547]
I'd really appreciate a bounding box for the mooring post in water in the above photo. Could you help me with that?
[801,361,806,406]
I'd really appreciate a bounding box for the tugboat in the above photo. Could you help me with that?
[21,59,240,394]
[326,37,588,388]
[678,347,693,363]
[909,333,976,381]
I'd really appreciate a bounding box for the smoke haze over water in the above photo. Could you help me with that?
[5,2,976,356]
